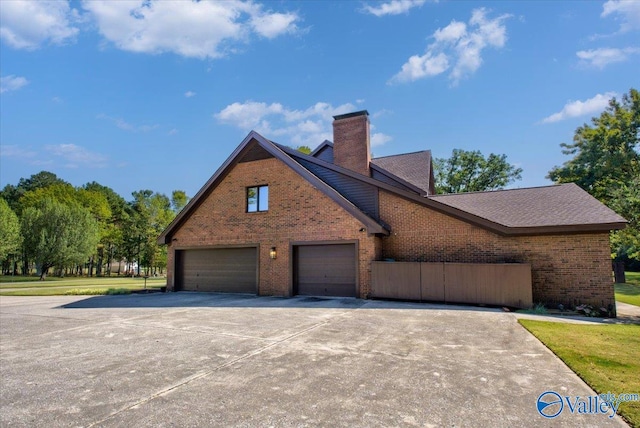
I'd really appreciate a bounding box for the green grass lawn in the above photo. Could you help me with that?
[626,272,640,285]
[519,320,640,426]
[615,271,640,307]
[0,276,166,295]
[0,275,68,284]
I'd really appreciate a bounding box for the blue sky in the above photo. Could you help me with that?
[1,0,638,200]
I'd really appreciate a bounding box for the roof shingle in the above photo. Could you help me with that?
[430,183,627,228]
[371,151,432,195]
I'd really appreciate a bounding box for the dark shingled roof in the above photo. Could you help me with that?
[371,151,433,195]
[430,183,627,228]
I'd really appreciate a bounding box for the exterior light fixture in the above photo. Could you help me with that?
[269,247,277,260]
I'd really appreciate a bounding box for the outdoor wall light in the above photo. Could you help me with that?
[269,247,277,260]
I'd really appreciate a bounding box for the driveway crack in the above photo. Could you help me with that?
[86,310,352,427]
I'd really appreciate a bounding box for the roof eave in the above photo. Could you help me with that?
[501,221,627,236]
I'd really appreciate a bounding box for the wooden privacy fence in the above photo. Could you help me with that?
[371,262,532,308]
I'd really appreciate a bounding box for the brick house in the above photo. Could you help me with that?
[158,110,626,310]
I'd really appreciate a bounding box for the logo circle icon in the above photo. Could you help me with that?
[537,391,564,418]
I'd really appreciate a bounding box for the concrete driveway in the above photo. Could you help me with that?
[0,293,628,427]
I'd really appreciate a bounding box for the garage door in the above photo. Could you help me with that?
[294,244,356,297]
[177,248,257,293]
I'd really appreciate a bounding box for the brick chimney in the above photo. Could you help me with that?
[332,110,371,176]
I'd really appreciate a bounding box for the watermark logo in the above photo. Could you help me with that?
[537,391,564,418]
[537,391,640,419]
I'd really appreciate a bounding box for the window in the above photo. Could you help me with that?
[247,185,268,212]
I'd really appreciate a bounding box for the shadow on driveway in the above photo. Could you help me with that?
[59,291,503,312]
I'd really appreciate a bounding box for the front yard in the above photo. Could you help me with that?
[0,276,166,296]
[519,320,640,427]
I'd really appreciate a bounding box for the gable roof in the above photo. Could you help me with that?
[160,131,627,244]
[430,183,627,230]
[158,132,389,244]
[309,140,333,158]
[371,151,434,195]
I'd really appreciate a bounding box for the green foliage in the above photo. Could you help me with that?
[1,171,68,212]
[434,149,523,194]
[517,302,548,315]
[548,88,640,265]
[171,190,189,213]
[609,176,640,261]
[575,304,607,317]
[3,171,186,277]
[548,88,639,205]
[296,145,312,155]
[126,190,176,275]
[0,198,22,262]
[21,198,99,279]
[61,287,131,295]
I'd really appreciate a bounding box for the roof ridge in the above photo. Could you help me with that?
[372,150,429,160]
[430,183,566,197]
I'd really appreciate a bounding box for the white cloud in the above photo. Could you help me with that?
[0,75,29,93]
[45,144,108,168]
[0,144,37,159]
[215,101,391,148]
[433,21,466,42]
[363,0,426,17]
[184,91,196,98]
[391,52,449,82]
[82,0,300,59]
[541,92,617,124]
[602,0,640,33]
[0,0,80,49]
[250,12,299,38]
[1,143,107,168]
[97,114,159,133]
[390,8,511,85]
[577,47,640,68]
[371,133,392,147]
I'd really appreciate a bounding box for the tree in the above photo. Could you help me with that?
[548,88,639,206]
[434,149,523,194]
[20,183,112,276]
[548,88,639,265]
[21,198,99,280]
[125,190,178,275]
[0,171,68,212]
[171,190,189,213]
[0,198,22,265]
[296,145,312,155]
[609,176,640,267]
[83,182,130,275]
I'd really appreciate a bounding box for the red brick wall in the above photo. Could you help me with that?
[333,114,371,176]
[167,157,379,297]
[378,190,615,309]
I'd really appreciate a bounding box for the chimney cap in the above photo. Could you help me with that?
[333,110,369,121]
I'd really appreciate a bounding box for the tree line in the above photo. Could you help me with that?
[0,172,189,279]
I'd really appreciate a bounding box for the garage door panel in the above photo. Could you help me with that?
[179,248,257,293]
[295,244,356,297]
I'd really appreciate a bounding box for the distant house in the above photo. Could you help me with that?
[158,110,626,312]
